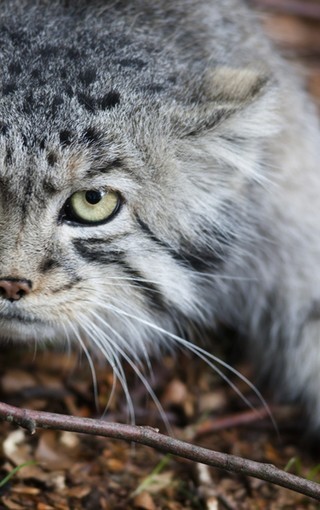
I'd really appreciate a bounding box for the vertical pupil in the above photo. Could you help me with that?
[85,190,102,204]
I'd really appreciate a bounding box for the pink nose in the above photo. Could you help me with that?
[0,279,32,301]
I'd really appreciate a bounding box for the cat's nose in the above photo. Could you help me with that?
[0,279,32,301]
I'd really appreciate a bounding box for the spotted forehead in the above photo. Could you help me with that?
[0,2,181,122]
[0,125,129,207]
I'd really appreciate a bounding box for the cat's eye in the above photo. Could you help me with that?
[63,189,121,225]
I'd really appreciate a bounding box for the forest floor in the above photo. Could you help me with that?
[1,1,320,509]
[0,345,319,510]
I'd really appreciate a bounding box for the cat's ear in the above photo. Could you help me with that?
[203,67,268,104]
[170,67,275,137]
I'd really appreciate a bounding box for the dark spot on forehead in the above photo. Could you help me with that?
[143,83,165,93]
[31,68,40,79]
[47,151,58,166]
[22,92,34,114]
[64,84,74,97]
[60,68,68,79]
[77,92,96,112]
[82,126,102,145]
[51,95,64,115]
[59,129,72,146]
[8,61,22,75]
[5,147,12,166]
[40,45,59,58]
[39,137,46,150]
[118,58,146,70]
[0,123,9,136]
[68,47,81,60]
[6,26,26,45]
[99,89,120,110]
[78,68,97,86]
[167,75,178,84]
[2,82,16,96]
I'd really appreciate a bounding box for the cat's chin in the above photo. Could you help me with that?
[0,317,62,343]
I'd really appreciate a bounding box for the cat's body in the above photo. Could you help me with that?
[0,0,319,427]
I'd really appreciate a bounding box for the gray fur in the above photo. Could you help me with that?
[0,0,320,428]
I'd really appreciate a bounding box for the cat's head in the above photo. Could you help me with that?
[0,3,280,364]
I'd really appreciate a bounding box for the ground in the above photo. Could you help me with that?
[0,1,320,509]
[0,344,320,510]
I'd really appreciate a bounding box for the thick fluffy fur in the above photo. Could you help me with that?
[0,0,319,427]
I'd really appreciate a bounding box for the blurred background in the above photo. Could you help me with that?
[251,0,320,110]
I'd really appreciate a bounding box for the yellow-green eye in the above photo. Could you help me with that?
[64,189,121,225]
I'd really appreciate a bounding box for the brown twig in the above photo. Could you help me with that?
[193,406,302,438]
[0,402,319,501]
[193,407,271,438]
[250,0,320,20]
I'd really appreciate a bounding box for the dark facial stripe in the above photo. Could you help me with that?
[76,234,128,245]
[72,240,166,311]
[116,260,166,310]
[39,258,61,273]
[91,158,124,173]
[85,161,138,180]
[51,281,80,294]
[21,171,34,216]
[136,216,174,253]
[178,244,224,272]
[135,215,221,272]
[51,274,81,293]
[72,240,122,264]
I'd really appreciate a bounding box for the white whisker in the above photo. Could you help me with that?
[95,302,278,433]
[90,310,172,433]
[65,319,100,413]
[88,275,163,286]
[76,316,119,414]
[78,315,136,424]
[62,322,73,359]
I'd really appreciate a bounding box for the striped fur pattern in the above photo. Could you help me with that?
[0,0,320,428]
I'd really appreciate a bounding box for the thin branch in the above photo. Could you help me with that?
[0,402,319,500]
[250,0,320,20]
[193,406,301,438]
[193,407,271,438]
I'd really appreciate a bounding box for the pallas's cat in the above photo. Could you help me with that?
[0,0,319,427]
